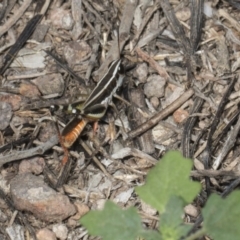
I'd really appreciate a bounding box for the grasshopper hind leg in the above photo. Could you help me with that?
[109,101,128,136]
[56,157,73,188]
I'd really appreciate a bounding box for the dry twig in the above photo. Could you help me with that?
[0,0,32,38]
[127,88,194,140]
[0,135,58,167]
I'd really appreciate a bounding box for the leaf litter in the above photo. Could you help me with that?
[0,0,240,239]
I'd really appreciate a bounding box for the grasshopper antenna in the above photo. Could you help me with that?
[117,28,121,60]
[113,28,121,60]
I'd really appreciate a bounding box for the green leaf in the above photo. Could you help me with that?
[80,201,145,240]
[160,196,191,240]
[138,229,162,240]
[135,151,201,213]
[202,191,240,240]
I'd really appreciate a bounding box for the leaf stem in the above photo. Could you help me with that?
[184,228,206,240]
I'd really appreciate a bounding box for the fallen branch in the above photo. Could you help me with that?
[0,135,58,167]
[191,169,240,178]
[127,88,194,140]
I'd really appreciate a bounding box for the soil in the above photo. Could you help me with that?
[0,0,240,239]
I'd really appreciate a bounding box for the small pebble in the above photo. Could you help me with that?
[184,204,199,217]
[0,95,22,111]
[150,96,160,109]
[52,224,68,240]
[49,8,73,30]
[62,14,74,30]
[32,24,49,42]
[114,188,134,204]
[175,7,191,21]
[173,109,189,123]
[71,201,90,220]
[64,41,91,66]
[141,200,157,215]
[96,199,106,210]
[135,63,148,83]
[36,228,57,240]
[198,120,206,129]
[19,157,45,175]
[144,75,166,98]
[67,218,78,228]
[31,73,64,96]
[19,83,41,99]
[38,121,57,143]
[152,123,174,146]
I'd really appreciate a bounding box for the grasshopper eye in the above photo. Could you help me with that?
[72,108,80,114]
[72,109,77,114]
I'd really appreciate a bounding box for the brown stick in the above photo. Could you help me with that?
[191,169,240,178]
[0,0,32,37]
[127,88,194,140]
[0,135,59,167]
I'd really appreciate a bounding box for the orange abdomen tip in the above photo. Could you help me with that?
[62,118,89,148]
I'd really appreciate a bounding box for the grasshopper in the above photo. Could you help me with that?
[60,58,125,163]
